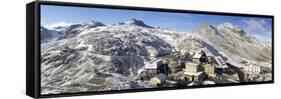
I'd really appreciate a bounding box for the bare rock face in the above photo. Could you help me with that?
[189,23,271,63]
[177,36,204,52]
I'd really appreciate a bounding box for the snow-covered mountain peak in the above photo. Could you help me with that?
[219,22,236,28]
[53,26,67,30]
[44,22,73,30]
[124,18,153,28]
[83,21,105,27]
[125,18,143,24]
[217,22,246,36]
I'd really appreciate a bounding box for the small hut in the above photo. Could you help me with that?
[150,73,167,86]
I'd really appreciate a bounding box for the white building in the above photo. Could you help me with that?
[185,62,200,73]
[138,59,163,80]
[243,64,261,75]
[144,59,162,70]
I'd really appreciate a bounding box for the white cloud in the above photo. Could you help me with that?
[43,22,73,30]
[242,19,271,42]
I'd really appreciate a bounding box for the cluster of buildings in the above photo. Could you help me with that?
[137,59,169,85]
[181,50,231,83]
[136,50,254,86]
[138,51,232,85]
[183,56,226,83]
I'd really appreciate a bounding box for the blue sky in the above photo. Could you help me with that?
[41,5,272,42]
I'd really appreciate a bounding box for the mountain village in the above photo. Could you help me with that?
[135,48,263,87]
[40,19,272,94]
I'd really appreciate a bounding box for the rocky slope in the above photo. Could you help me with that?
[177,22,272,66]
[41,19,177,94]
